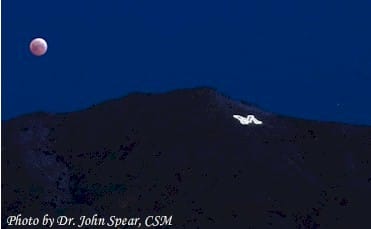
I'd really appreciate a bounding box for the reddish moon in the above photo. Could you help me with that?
[29,38,48,56]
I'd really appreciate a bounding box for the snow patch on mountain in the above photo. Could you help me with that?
[233,114,263,125]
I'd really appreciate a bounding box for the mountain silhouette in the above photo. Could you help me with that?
[2,87,371,228]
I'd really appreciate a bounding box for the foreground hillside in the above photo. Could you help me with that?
[2,88,371,228]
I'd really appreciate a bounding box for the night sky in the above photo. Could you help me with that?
[3,0,371,125]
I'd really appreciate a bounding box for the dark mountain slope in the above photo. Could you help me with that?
[2,87,371,228]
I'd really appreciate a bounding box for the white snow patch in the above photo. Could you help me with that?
[233,114,263,125]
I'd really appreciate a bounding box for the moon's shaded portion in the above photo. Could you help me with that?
[29,38,47,56]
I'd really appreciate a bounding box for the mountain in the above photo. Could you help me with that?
[2,87,371,228]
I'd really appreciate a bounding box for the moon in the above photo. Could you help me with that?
[29,38,48,56]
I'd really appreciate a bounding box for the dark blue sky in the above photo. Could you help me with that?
[3,0,371,125]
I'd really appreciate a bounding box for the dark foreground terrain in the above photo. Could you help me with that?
[2,88,371,228]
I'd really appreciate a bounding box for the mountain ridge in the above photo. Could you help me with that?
[5,87,370,128]
[2,87,371,228]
